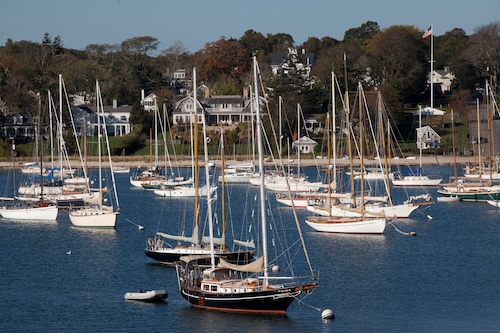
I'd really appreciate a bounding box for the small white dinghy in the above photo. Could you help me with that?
[124,289,168,303]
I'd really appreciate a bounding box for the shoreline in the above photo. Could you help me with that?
[0,155,477,170]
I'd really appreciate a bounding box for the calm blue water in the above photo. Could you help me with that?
[1,165,499,332]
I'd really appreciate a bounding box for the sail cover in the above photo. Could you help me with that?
[218,256,264,273]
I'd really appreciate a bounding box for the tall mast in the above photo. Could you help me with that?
[253,56,269,286]
[199,67,216,269]
[430,24,434,108]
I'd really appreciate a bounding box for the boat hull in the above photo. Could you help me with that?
[306,203,420,218]
[124,290,168,302]
[305,217,386,234]
[145,247,254,266]
[392,176,442,186]
[69,207,117,228]
[0,204,58,221]
[437,189,500,202]
[153,185,217,198]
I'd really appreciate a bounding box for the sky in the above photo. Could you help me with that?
[1,0,499,54]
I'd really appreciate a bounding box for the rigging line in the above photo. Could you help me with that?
[293,294,324,312]
[389,222,417,237]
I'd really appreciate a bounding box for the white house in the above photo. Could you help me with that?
[141,92,157,112]
[172,86,263,126]
[416,125,440,150]
[292,136,317,154]
[429,68,455,93]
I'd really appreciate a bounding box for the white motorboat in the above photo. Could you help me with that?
[124,289,168,302]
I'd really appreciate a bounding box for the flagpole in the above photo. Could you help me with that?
[430,23,434,108]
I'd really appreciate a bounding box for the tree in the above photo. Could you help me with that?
[344,21,380,45]
[462,21,500,91]
[239,30,270,56]
[367,26,427,103]
[161,40,190,71]
[121,36,160,56]
[196,37,250,86]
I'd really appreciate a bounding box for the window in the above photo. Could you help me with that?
[211,285,217,292]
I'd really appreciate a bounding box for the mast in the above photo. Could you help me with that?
[430,24,434,108]
[220,128,226,250]
[198,67,216,269]
[58,74,63,183]
[358,83,365,218]
[297,104,300,176]
[279,96,282,157]
[253,56,269,286]
[96,81,103,209]
[419,105,423,174]
[452,109,457,186]
[331,71,337,191]
[477,98,483,184]
[193,68,200,244]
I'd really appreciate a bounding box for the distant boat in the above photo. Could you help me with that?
[124,289,167,303]
[113,166,130,174]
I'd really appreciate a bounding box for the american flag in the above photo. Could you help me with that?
[422,26,432,39]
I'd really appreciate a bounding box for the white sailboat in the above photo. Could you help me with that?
[1,137,58,221]
[69,81,121,228]
[175,57,318,315]
[305,81,387,234]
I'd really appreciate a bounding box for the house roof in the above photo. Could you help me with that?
[293,136,317,145]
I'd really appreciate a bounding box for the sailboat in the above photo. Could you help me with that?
[438,81,500,201]
[68,80,121,228]
[175,57,319,315]
[145,67,254,265]
[1,128,58,221]
[305,82,388,234]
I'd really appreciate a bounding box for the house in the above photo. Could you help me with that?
[172,86,263,126]
[271,48,315,85]
[3,112,37,142]
[429,67,455,93]
[416,125,440,149]
[141,92,157,112]
[162,68,191,95]
[292,136,317,154]
[72,99,132,137]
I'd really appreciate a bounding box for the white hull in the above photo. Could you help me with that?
[113,166,130,174]
[153,185,217,198]
[0,204,58,220]
[218,173,252,183]
[306,202,419,218]
[124,290,167,302]
[392,175,442,186]
[69,206,117,228]
[305,217,386,234]
[487,200,500,207]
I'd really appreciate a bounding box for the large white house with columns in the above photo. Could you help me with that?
[172,86,264,126]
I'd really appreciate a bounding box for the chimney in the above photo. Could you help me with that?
[113,99,118,109]
[141,89,145,104]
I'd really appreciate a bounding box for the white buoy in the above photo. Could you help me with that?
[272,265,280,272]
[427,215,433,220]
[66,251,72,255]
[321,308,334,320]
